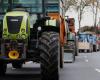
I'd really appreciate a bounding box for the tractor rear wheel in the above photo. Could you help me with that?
[39,32,59,80]
[0,62,7,76]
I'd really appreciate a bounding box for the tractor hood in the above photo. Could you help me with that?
[3,11,30,40]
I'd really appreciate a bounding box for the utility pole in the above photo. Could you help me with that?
[78,0,82,33]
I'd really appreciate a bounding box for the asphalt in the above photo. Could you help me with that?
[1,52,100,80]
[60,51,100,80]
[1,62,40,80]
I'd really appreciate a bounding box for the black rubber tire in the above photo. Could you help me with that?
[12,62,23,69]
[0,62,7,76]
[39,32,59,80]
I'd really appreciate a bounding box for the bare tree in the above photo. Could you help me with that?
[65,0,90,32]
[90,0,99,32]
[74,0,90,32]
[65,0,77,11]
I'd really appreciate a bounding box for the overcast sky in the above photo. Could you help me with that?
[65,7,100,32]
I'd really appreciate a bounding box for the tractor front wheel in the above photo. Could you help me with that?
[39,32,59,80]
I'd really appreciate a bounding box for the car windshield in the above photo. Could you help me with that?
[79,34,89,42]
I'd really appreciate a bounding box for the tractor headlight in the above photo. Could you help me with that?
[21,34,26,39]
[16,34,20,39]
[37,26,42,31]
[8,35,11,38]
[3,34,7,38]
[21,29,25,33]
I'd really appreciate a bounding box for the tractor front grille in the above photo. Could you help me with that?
[7,16,23,34]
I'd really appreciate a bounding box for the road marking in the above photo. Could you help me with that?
[84,56,88,62]
[95,68,100,73]
[25,61,33,64]
[84,56,87,58]
[12,68,16,70]
[85,59,88,62]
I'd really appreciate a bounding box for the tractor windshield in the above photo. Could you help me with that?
[0,0,59,14]
[0,0,8,14]
[11,0,43,13]
[0,0,43,14]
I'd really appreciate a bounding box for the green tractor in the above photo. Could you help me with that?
[0,0,67,80]
[1,11,59,79]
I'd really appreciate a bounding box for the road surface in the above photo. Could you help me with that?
[60,51,100,80]
[0,62,40,80]
[1,52,100,80]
